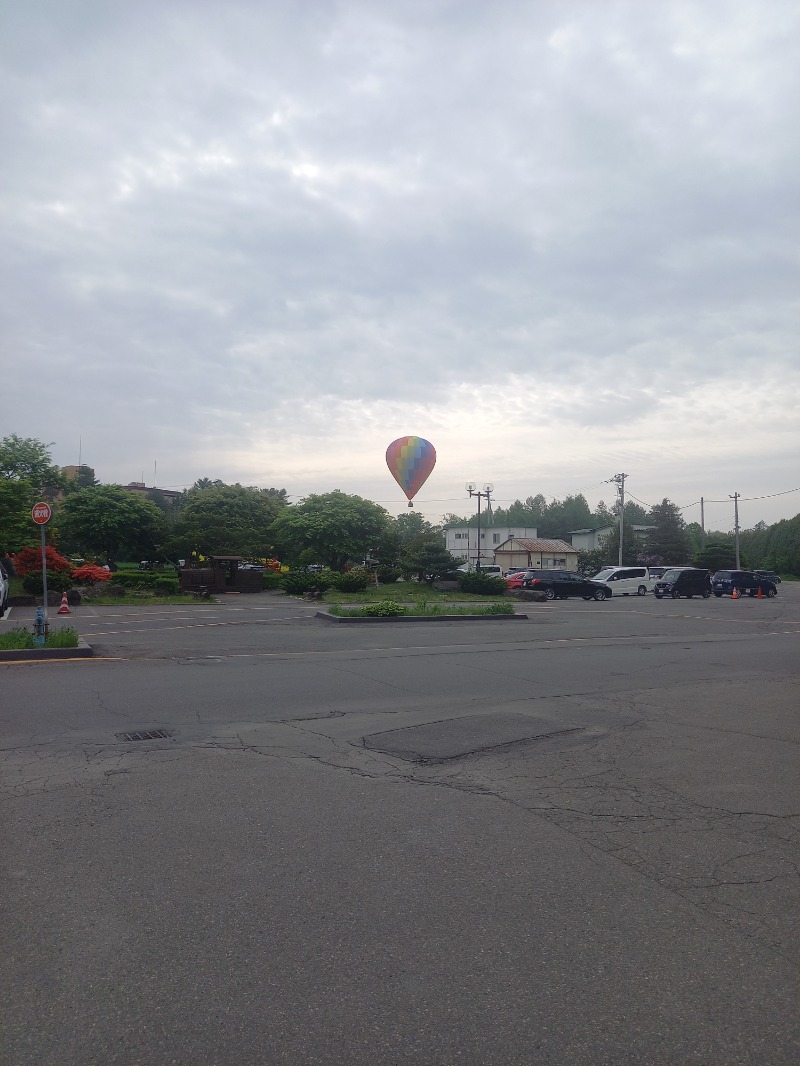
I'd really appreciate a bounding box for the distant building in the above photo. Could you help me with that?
[122,482,182,506]
[494,538,579,572]
[567,526,654,551]
[444,524,539,567]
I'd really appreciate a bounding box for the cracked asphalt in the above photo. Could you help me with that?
[1,589,799,1064]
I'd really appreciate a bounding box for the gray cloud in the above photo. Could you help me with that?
[2,0,798,522]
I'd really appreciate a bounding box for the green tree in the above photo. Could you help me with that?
[0,436,65,553]
[271,491,391,571]
[592,519,642,566]
[400,541,457,584]
[167,483,286,559]
[693,541,738,571]
[58,485,166,568]
[0,434,63,488]
[62,465,98,493]
[645,499,690,564]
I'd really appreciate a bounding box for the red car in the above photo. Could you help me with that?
[504,569,538,589]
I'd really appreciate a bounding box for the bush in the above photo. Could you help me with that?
[457,572,507,595]
[334,569,371,593]
[281,571,319,595]
[262,571,283,590]
[14,545,74,577]
[71,564,112,584]
[111,571,177,590]
[361,599,406,616]
[154,579,179,595]
[376,566,403,584]
[22,569,73,594]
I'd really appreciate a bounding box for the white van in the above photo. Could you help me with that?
[591,566,655,596]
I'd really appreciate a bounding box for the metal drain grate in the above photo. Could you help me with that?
[116,729,175,742]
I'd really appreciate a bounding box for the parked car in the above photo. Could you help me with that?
[0,563,8,617]
[504,569,540,589]
[591,566,656,596]
[521,570,612,601]
[653,568,712,599]
[753,570,781,584]
[475,565,503,578]
[711,570,778,597]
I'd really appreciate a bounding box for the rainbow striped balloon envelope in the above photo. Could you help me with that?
[385,436,437,507]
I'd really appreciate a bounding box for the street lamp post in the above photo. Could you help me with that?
[465,483,493,570]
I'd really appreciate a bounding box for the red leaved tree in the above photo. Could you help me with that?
[14,545,74,576]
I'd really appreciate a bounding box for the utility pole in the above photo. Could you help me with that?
[730,492,741,569]
[700,497,706,549]
[610,473,628,566]
[466,483,494,571]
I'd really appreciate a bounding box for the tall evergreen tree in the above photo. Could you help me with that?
[645,499,690,564]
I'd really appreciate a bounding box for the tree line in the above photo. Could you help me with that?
[1,435,798,576]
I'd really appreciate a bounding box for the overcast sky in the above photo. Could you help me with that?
[2,0,798,531]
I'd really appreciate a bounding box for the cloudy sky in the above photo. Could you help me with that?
[2,0,799,530]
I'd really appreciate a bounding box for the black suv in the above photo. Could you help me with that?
[653,568,712,599]
[753,570,781,584]
[711,570,778,597]
[521,570,612,601]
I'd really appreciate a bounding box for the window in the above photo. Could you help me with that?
[493,533,500,543]
[454,532,466,540]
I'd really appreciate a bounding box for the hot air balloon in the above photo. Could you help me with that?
[386,436,437,507]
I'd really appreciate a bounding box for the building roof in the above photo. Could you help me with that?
[566,527,611,535]
[497,538,576,553]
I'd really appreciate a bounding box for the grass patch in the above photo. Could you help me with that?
[327,600,515,618]
[321,581,507,604]
[0,626,80,650]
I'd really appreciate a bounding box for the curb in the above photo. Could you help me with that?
[315,611,529,624]
[0,637,94,663]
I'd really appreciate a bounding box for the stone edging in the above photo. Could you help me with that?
[0,637,94,662]
[316,611,529,624]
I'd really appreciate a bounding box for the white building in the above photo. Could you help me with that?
[444,525,539,568]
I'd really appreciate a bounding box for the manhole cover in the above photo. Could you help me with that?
[116,729,175,742]
[362,712,579,763]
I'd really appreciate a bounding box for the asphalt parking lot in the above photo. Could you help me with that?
[2,588,799,1064]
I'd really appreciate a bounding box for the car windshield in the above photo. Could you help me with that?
[592,569,614,581]
[661,569,684,582]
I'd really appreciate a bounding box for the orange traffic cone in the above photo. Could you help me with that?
[731,587,740,599]
[58,592,71,614]
[757,586,763,599]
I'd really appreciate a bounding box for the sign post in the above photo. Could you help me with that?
[32,502,53,641]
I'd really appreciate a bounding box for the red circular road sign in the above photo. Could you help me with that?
[32,502,53,525]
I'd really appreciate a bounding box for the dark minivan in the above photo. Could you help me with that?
[653,568,712,600]
[712,570,778,597]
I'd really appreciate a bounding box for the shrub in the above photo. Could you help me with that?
[334,569,370,593]
[71,564,112,584]
[281,571,319,595]
[361,599,406,616]
[14,545,74,577]
[154,579,179,595]
[22,569,73,594]
[376,566,403,584]
[262,571,283,590]
[110,571,177,590]
[457,572,507,595]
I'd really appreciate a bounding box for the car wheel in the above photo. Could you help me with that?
[637,585,647,596]
[593,588,607,601]
[703,590,711,598]
[582,595,592,601]
[714,592,723,597]
[671,589,680,599]
[767,588,777,598]
[544,588,556,600]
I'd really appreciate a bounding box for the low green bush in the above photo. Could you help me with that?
[376,566,403,584]
[0,626,79,650]
[334,569,371,593]
[456,572,507,595]
[262,571,283,589]
[22,570,73,594]
[361,599,406,616]
[111,571,178,590]
[281,571,318,595]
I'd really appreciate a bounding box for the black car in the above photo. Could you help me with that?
[711,570,778,598]
[653,568,712,599]
[753,570,781,584]
[521,569,611,601]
